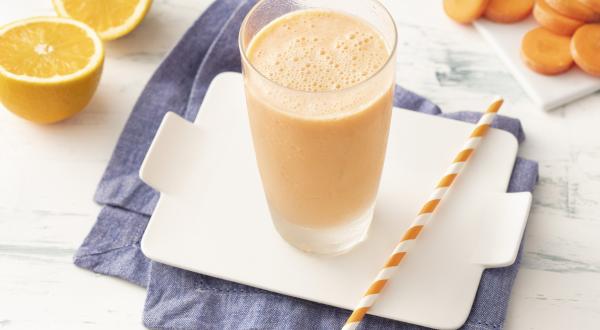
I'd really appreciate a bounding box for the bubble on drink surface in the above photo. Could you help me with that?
[247,9,389,112]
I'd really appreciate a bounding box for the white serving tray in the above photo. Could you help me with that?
[139,72,532,329]
[474,17,600,111]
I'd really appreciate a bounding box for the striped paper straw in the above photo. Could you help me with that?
[342,97,504,330]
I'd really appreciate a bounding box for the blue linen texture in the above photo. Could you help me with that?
[74,0,539,329]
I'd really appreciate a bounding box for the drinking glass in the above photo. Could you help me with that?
[239,0,397,254]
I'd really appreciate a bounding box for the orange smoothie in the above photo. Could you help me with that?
[243,9,394,231]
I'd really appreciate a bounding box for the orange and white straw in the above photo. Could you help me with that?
[342,97,504,330]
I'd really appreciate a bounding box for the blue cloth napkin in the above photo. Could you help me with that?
[74,0,539,328]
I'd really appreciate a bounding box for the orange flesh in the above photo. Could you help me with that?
[484,0,534,23]
[59,0,139,34]
[545,0,600,22]
[0,21,95,77]
[443,0,490,24]
[521,27,574,75]
[571,23,600,76]
[534,0,585,35]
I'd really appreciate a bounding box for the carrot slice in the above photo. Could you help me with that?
[571,23,600,76]
[580,0,600,12]
[444,0,490,24]
[521,27,574,75]
[534,0,585,35]
[545,0,600,22]
[484,0,534,23]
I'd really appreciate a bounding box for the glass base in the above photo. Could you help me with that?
[271,205,375,255]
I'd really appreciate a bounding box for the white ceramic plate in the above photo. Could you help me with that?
[139,72,532,329]
[474,17,600,111]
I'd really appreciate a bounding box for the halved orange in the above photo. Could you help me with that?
[53,0,153,40]
[0,17,104,123]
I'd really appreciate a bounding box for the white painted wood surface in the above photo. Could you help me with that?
[0,1,598,329]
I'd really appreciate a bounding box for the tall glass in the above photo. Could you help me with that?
[239,0,397,255]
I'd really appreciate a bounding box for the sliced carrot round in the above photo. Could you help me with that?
[521,27,574,75]
[444,0,490,24]
[571,23,600,76]
[484,0,534,23]
[534,0,585,35]
[545,0,600,22]
[580,0,600,12]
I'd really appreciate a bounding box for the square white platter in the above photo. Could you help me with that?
[474,17,600,111]
[139,72,532,329]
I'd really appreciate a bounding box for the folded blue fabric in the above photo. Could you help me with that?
[74,0,539,328]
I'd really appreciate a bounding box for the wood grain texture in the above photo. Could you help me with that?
[0,0,599,329]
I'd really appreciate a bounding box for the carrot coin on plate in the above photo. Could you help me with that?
[580,0,600,12]
[534,0,585,35]
[443,0,490,24]
[545,0,600,22]
[571,24,600,76]
[484,0,535,23]
[521,27,573,75]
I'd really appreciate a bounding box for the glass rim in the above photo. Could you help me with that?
[238,0,398,96]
